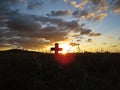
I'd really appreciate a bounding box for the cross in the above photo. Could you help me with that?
[51,43,63,54]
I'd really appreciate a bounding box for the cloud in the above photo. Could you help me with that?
[89,32,101,36]
[76,39,81,42]
[72,10,80,18]
[72,10,107,22]
[0,14,69,47]
[0,7,67,49]
[35,16,76,32]
[68,0,108,12]
[86,38,92,42]
[70,1,77,6]
[103,43,106,45]
[7,14,41,32]
[66,0,120,15]
[1,11,100,49]
[0,44,11,50]
[111,0,120,13]
[65,20,80,30]
[69,0,88,9]
[7,37,50,48]
[80,28,92,35]
[1,13,97,49]
[0,35,50,49]
[7,17,67,42]
[90,0,108,12]
[27,0,43,10]
[92,13,107,21]
[34,16,65,27]
[65,0,119,21]
[72,10,95,20]
[69,42,79,46]
[0,36,9,45]
[0,0,104,50]
[47,10,71,16]
[37,28,67,42]
[34,16,93,35]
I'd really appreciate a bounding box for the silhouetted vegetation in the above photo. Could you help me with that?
[0,49,120,90]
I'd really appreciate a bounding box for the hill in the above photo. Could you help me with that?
[0,49,120,90]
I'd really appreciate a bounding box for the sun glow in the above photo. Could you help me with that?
[60,44,71,54]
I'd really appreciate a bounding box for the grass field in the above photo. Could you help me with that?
[0,49,120,90]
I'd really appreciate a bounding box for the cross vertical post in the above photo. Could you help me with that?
[50,43,63,55]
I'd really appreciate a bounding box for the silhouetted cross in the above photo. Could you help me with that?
[51,43,63,54]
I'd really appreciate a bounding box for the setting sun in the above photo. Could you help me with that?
[60,44,71,54]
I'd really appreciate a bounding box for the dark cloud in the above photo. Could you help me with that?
[1,14,100,50]
[7,37,49,48]
[90,0,108,11]
[80,28,92,35]
[80,23,86,27]
[36,29,67,42]
[0,36,9,45]
[89,32,101,36]
[1,13,98,46]
[76,40,81,42]
[34,16,65,27]
[69,42,79,46]
[111,0,120,13]
[65,20,80,30]
[103,43,106,45]
[7,14,41,32]
[0,0,103,50]
[72,9,107,21]
[0,14,68,47]
[87,38,92,42]
[41,26,56,32]
[34,16,92,35]
[0,10,65,49]
[0,35,50,49]
[47,10,71,16]
[72,10,80,17]
[72,10,94,19]
[0,30,19,39]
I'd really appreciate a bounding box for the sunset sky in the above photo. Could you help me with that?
[0,0,120,53]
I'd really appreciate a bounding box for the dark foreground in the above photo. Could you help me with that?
[0,49,120,90]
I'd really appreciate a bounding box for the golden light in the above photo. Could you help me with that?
[60,44,71,54]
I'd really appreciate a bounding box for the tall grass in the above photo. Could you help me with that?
[0,49,120,90]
